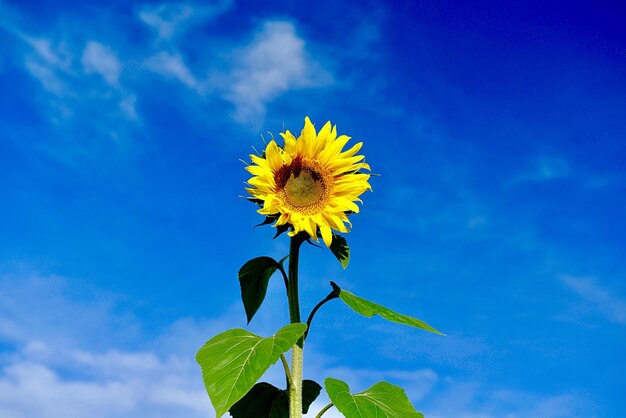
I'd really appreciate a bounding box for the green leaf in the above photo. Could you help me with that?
[229,382,288,418]
[229,380,322,417]
[301,379,323,413]
[329,234,350,269]
[239,257,282,323]
[196,323,307,417]
[324,378,424,418]
[332,282,444,335]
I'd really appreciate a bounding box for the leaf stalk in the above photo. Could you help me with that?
[315,402,334,418]
[304,288,339,340]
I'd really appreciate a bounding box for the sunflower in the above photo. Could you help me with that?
[245,117,371,247]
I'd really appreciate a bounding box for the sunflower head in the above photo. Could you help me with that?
[245,117,371,247]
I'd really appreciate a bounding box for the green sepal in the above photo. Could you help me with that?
[229,380,322,417]
[255,216,278,228]
[239,257,283,323]
[305,237,322,248]
[329,234,349,269]
[196,323,307,417]
[331,282,444,335]
[246,197,264,207]
[324,378,424,418]
[273,224,290,239]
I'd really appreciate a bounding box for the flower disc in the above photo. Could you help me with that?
[245,117,371,247]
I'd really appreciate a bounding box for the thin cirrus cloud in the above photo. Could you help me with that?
[509,155,572,186]
[4,1,334,135]
[138,0,233,41]
[144,50,200,91]
[8,28,138,125]
[560,275,626,325]
[81,41,122,86]
[425,381,583,418]
[21,36,73,97]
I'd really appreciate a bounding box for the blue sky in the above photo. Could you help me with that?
[1,0,625,417]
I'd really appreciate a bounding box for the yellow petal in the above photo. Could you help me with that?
[265,140,283,172]
[303,216,318,241]
[320,224,333,247]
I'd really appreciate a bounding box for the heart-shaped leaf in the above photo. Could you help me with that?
[331,282,444,335]
[324,378,424,418]
[300,379,323,413]
[229,380,322,417]
[329,234,350,269]
[239,257,283,323]
[196,323,307,417]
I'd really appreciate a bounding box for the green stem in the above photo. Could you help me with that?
[315,402,334,418]
[287,233,305,418]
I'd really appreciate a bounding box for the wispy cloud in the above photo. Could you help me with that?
[224,20,333,125]
[21,35,73,96]
[425,379,587,418]
[16,33,136,121]
[145,51,199,91]
[0,272,229,418]
[4,1,335,145]
[560,275,626,325]
[2,18,140,154]
[81,41,122,86]
[511,155,571,185]
[139,0,232,41]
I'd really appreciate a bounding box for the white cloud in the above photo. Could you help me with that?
[532,156,571,180]
[0,273,139,349]
[0,270,593,418]
[425,380,584,418]
[22,56,66,96]
[81,41,122,85]
[0,272,223,418]
[139,0,232,40]
[0,356,208,418]
[9,29,137,127]
[139,2,193,40]
[224,20,333,125]
[511,155,571,185]
[560,275,626,325]
[4,1,336,140]
[20,35,74,96]
[22,35,72,69]
[0,11,141,158]
[145,51,199,90]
